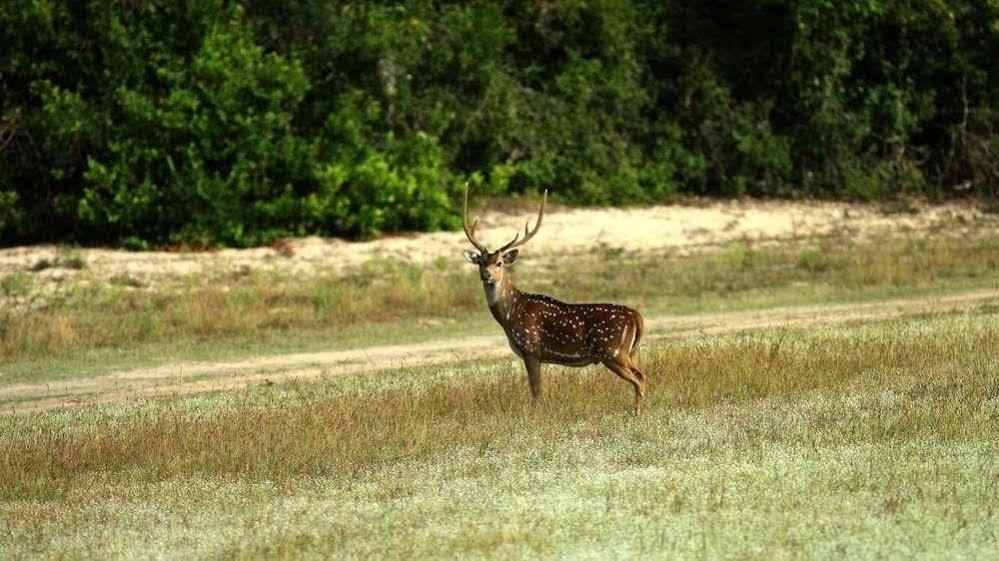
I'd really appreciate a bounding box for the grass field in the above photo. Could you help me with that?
[1,213,998,559]
[2,226,998,383]
[1,312,997,559]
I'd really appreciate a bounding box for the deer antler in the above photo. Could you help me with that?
[498,189,547,253]
[462,182,488,253]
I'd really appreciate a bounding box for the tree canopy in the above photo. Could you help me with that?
[2,1,997,246]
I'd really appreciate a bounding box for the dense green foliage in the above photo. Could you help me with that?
[2,1,997,246]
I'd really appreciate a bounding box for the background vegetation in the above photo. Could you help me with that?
[2,0,998,246]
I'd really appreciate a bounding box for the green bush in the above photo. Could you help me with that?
[1,0,996,247]
[78,14,313,246]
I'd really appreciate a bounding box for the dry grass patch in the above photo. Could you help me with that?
[2,232,998,366]
[3,313,995,497]
[0,313,997,558]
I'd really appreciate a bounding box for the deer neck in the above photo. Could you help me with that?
[484,276,520,328]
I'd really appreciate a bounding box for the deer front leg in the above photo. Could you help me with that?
[522,355,543,401]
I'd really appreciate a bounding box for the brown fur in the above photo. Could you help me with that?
[463,234,647,415]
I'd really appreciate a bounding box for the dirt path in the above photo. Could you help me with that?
[4,288,996,415]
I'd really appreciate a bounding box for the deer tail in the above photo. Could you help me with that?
[630,311,644,358]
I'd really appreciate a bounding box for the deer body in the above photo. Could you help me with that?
[461,186,648,414]
[489,286,643,366]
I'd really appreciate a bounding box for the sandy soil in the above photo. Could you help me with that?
[4,288,996,414]
[0,200,989,292]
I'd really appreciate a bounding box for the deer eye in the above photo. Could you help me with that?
[495,261,502,267]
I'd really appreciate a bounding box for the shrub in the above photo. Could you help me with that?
[1,0,996,246]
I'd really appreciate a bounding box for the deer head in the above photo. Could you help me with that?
[461,183,546,288]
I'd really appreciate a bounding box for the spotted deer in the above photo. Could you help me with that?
[461,185,648,414]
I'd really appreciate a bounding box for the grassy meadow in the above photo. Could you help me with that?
[2,221,998,385]
[1,312,998,559]
[1,217,998,559]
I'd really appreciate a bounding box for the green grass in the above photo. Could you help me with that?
[1,312,997,559]
[0,271,32,297]
[2,229,998,387]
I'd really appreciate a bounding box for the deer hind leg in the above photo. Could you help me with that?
[602,357,646,416]
[624,354,647,415]
[522,355,543,401]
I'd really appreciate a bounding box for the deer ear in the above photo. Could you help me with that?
[463,249,482,264]
[502,249,519,264]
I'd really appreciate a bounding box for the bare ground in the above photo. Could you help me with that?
[0,199,989,294]
[4,288,996,415]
